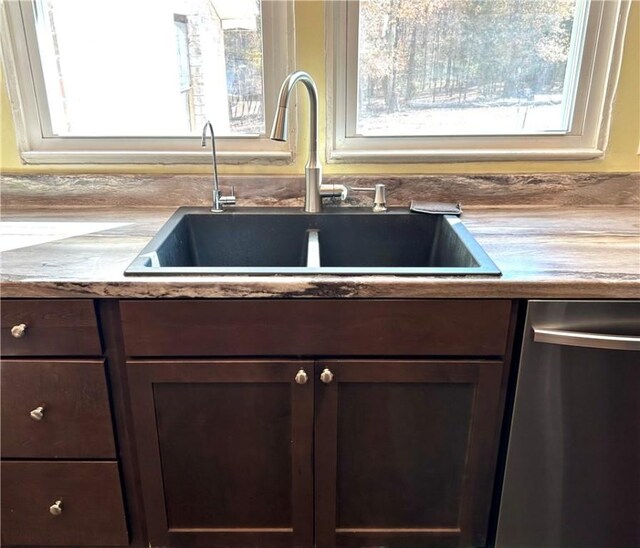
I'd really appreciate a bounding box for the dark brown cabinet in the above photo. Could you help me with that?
[1,360,116,459]
[2,298,516,548]
[128,357,507,548]
[314,360,503,548]
[1,461,129,547]
[120,299,515,548]
[127,359,315,548]
[1,300,102,356]
[123,299,516,548]
[0,300,129,547]
[128,360,503,548]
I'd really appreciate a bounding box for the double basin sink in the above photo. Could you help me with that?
[125,207,500,276]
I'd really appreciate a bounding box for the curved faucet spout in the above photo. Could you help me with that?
[202,121,236,212]
[270,70,321,212]
[201,121,220,201]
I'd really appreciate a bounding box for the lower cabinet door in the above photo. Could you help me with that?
[127,360,314,548]
[314,360,504,548]
[1,461,129,546]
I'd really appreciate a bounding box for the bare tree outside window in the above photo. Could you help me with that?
[357,0,579,136]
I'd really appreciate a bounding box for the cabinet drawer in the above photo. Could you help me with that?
[1,461,128,546]
[121,299,512,357]
[1,360,116,458]
[1,300,101,356]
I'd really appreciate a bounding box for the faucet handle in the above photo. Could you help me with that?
[211,186,236,211]
[219,186,236,206]
[350,183,387,212]
[319,183,348,201]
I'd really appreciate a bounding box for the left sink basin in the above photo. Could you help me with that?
[126,208,313,274]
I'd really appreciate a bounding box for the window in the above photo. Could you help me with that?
[327,0,631,162]
[174,14,195,132]
[1,0,293,163]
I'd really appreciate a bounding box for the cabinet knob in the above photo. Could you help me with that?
[49,500,63,516]
[30,406,45,421]
[10,323,27,338]
[29,405,44,421]
[295,369,308,385]
[320,368,334,384]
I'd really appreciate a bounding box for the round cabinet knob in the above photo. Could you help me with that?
[49,500,63,516]
[295,369,308,385]
[10,323,27,338]
[30,406,45,421]
[320,368,334,384]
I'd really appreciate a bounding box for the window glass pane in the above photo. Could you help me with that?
[34,0,264,136]
[356,0,584,136]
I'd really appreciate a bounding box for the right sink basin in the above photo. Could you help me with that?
[124,207,500,276]
[314,211,492,271]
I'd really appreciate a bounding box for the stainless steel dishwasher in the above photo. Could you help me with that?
[496,300,640,548]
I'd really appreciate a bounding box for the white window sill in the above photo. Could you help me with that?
[327,147,604,164]
[19,150,294,165]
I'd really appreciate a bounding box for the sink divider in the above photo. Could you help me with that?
[306,229,321,268]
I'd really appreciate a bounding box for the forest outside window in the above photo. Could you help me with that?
[1,0,292,164]
[327,0,631,162]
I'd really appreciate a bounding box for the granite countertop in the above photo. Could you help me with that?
[1,204,638,299]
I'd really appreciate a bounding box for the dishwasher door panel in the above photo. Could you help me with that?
[496,300,640,548]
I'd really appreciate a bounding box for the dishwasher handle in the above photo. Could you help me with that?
[533,327,640,352]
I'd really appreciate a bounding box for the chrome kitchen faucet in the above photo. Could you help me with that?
[201,121,236,212]
[270,71,346,212]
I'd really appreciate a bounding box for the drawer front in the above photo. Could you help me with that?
[1,461,128,546]
[121,299,513,357]
[1,300,101,356]
[1,360,116,458]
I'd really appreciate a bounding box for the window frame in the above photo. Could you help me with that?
[0,0,295,164]
[173,14,196,131]
[326,0,631,163]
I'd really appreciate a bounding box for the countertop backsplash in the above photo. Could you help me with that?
[2,172,638,210]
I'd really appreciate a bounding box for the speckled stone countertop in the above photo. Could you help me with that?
[1,173,638,299]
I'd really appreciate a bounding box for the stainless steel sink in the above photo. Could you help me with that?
[124,207,501,276]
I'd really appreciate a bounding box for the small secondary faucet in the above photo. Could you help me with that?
[270,71,346,213]
[201,121,236,212]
